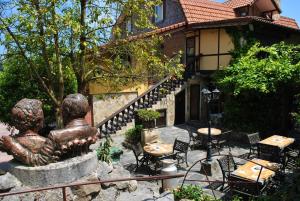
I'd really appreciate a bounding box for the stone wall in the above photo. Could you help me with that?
[152,91,176,127]
[93,93,138,125]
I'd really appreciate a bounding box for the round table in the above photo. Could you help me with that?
[197,128,221,136]
[143,143,173,157]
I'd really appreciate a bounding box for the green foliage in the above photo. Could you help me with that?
[0,0,183,125]
[216,42,300,132]
[96,137,113,163]
[109,146,123,162]
[125,125,143,144]
[218,42,300,95]
[137,109,160,121]
[173,185,219,201]
[0,55,76,125]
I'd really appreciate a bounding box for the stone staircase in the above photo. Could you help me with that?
[96,77,185,136]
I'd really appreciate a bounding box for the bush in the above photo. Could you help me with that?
[96,137,112,163]
[136,109,160,121]
[124,125,143,144]
[173,185,219,201]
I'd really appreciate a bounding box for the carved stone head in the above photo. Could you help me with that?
[62,93,89,125]
[11,99,44,133]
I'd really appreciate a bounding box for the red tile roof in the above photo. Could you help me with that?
[273,16,299,29]
[179,0,235,24]
[178,0,299,30]
[224,0,256,9]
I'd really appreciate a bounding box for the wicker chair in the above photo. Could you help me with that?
[217,155,238,191]
[247,132,260,158]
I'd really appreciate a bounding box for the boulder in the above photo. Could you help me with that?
[0,173,21,192]
[93,187,117,201]
[71,175,101,201]
[156,191,174,201]
[96,161,113,180]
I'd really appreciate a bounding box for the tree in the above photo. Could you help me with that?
[0,0,183,127]
[217,42,300,133]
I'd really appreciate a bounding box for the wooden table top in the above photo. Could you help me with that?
[197,128,221,136]
[232,158,279,184]
[259,135,295,149]
[143,143,173,157]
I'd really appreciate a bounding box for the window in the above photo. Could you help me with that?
[154,2,164,23]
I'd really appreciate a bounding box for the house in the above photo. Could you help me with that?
[91,0,300,133]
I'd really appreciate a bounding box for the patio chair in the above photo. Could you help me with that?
[228,166,268,199]
[217,155,238,191]
[285,145,300,169]
[130,142,149,172]
[247,132,260,158]
[258,144,286,168]
[173,138,189,167]
[212,130,232,154]
[186,125,202,149]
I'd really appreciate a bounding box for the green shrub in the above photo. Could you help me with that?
[173,185,219,201]
[96,137,112,163]
[136,109,160,121]
[125,125,143,144]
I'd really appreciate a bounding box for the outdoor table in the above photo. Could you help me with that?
[259,135,295,150]
[143,143,173,157]
[197,128,221,136]
[231,158,279,184]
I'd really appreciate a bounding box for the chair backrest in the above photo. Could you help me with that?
[217,155,237,173]
[228,175,261,197]
[173,138,189,153]
[258,143,282,163]
[247,132,261,145]
[186,125,195,138]
[131,142,143,158]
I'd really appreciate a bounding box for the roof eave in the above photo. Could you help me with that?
[186,17,300,33]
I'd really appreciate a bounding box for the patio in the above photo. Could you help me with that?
[100,124,252,200]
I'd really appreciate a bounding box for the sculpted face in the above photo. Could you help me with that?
[62,93,89,125]
[11,99,44,133]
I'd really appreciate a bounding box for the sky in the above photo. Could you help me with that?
[0,0,300,58]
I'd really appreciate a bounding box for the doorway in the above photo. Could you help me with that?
[190,84,200,120]
[175,90,186,125]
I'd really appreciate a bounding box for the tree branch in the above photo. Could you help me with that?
[0,18,59,107]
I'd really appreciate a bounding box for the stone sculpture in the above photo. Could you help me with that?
[0,94,98,166]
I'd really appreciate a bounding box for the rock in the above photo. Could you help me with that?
[8,151,98,187]
[156,191,174,201]
[71,175,101,200]
[33,188,73,201]
[0,173,21,192]
[128,180,138,192]
[0,169,6,176]
[101,165,136,191]
[96,161,113,180]
[1,187,34,201]
[93,187,117,201]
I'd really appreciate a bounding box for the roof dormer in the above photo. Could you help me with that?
[225,0,281,20]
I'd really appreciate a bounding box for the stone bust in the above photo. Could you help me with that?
[0,94,98,166]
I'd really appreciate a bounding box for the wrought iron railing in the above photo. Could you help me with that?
[96,76,184,136]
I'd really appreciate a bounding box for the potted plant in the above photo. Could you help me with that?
[136,109,161,145]
[136,109,160,129]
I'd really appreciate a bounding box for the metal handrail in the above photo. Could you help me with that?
[96,76,171,129]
